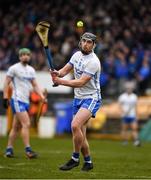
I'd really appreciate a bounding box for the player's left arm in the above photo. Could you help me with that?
[52,74,91,88]
[135,95,138,120]
[31,79,45,101]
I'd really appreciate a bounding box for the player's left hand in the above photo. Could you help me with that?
[40,94,47,103]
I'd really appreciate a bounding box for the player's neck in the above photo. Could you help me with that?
[81,50,92,55]
[127,92,132,95]
[20,62,28,66]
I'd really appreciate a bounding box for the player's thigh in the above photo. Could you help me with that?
[72,108,92,128]
[16,111,30,127]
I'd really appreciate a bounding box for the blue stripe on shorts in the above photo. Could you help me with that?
[10,99,30,114]
[73,98,102,118]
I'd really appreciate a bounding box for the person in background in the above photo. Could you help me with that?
[118,81,141,146]
[3,48,45,158]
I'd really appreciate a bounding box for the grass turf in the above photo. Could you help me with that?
[0,137,151,179]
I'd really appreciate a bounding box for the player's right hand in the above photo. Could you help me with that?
[3,98,9,109]
[49,69,60,77]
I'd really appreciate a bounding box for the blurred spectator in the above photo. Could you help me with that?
[136,55,150,95]
[127,54,138,79]
[0,48,11,70]
[114,50,129,79]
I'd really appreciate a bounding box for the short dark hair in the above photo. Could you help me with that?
[80,32,97,43]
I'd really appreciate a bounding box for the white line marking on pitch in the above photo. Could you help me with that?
[0,165,14,170]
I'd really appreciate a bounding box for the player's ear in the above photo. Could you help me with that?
[93,43,96,50]
[78,41,81,49]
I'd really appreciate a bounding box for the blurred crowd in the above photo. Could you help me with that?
[0,0,151,96]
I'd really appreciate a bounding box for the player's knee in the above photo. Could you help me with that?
[15,126,20,132]
[71,122,79,132]
[132,126,138,131]
[131,123,138,131]
[22,122,30,129]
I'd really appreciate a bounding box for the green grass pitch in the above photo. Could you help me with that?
[0,137,151,179]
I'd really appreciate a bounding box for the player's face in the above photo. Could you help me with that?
[126,88,133,94]
[19,53,31,65]
[81,39,94,54]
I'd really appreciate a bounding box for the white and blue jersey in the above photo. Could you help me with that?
[68,51,101,117]
[118,92,138,123]
[68,51,101,100]
[7,62,36,113]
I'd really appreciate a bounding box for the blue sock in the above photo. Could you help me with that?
[72,152,79,161]
[25,146,32,152]
[84,156,92,163]
[6,147,13,153]
[6,147,13,150]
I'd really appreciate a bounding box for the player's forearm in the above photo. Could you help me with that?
[34,86,44,99]
[31,79,45,100]
[58,79,86,88]
[3,84,9,98]
[3,78,11,98]
[58,69,67,78]
[58,64,72,77]
[58,68,71,78]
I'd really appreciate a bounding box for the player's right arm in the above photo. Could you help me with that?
[58,63,73,77]
[3,65,15,108]
[3,76,12,108]
[50,63,73,78]
[3,76,12,99]
[118,95,125,117]
[50,52,76,78]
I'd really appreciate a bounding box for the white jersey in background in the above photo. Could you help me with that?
[68,51,101,100]
[118,93,138,118]
[7,62,36,103]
